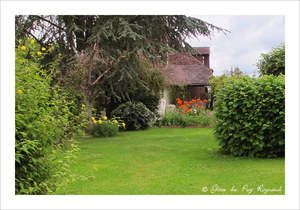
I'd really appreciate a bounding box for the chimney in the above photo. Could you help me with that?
[203,54,210,68]
[193,47,210,68]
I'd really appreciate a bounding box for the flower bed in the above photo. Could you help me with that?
[156,98,215,127]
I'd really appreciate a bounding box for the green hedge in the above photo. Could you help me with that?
[214,75,285,158]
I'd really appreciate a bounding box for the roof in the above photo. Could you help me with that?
[159,52,213,86]
[193,47,210,55]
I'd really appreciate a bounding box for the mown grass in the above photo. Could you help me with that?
[55,127,284,195]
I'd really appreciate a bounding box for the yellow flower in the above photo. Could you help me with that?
[93,120,97,124]
[98,120,102,124]
[41,47,46,51]
[91,117,95,120]
[113,120,118,124]
[82,104,85,107]
[30,40,35,44]
[21,46,26,51]
[17,89,23,94]
[122,123,126,127]
[103,116,107,120]
[37,52,41,56]
[48,43,51,46]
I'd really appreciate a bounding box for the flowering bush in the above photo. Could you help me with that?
[15,39,87,194]
[90,115,126,137]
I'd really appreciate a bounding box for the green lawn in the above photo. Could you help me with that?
[55,127,285,195]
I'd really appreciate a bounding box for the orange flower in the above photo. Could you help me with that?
[192,99,196,102]
[180,105,184,109]
[197,98,201,101]
[182,111,185,114]
[176,98,180,101]
[200,100,203,104]
[184,101,188,104]
[200,106,204,109]
[177,100,182,105]
[204,99,208,103]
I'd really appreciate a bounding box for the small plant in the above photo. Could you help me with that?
[111,102,155,131]
[90,116,125,137]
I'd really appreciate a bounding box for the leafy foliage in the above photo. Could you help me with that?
[214,75,285,158]
[15,39,87,194]
[209,66,244,96]
[111,102,155,130]
[256,43,285,76]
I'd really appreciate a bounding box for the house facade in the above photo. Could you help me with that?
[157,47,213,115]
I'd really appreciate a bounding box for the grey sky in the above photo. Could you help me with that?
[187,15,285,76]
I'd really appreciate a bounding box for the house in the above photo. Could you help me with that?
[157,47,213,115]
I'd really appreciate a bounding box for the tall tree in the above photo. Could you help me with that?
[256,43,285,76]
[16,15,229,117]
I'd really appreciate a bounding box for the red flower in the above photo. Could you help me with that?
[200,100,203,104]
[177,100,182,105]
[182,111,185,114]
[204,99,208,103]
[184,101,188,104]
[180,105,184,109]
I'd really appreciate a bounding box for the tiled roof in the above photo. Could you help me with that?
[159,53,213,86]
[193,47,210,55]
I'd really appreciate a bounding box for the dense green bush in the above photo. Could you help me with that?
[214,75,285,158]
[111,102,155,130]
[90,121,119,137]
[15,39,87,194]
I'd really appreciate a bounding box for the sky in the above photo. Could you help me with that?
[186,15,285,76]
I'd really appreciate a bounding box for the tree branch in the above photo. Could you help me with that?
[91,55,124,86]
[34,15,65,31]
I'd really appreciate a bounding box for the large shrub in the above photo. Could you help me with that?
[214,75,285,158]
[15,39,87,194]
[111,102,155,130]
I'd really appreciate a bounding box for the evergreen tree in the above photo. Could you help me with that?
[16,15,229,117]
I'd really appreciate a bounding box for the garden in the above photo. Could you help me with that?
[15,15,285,195]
